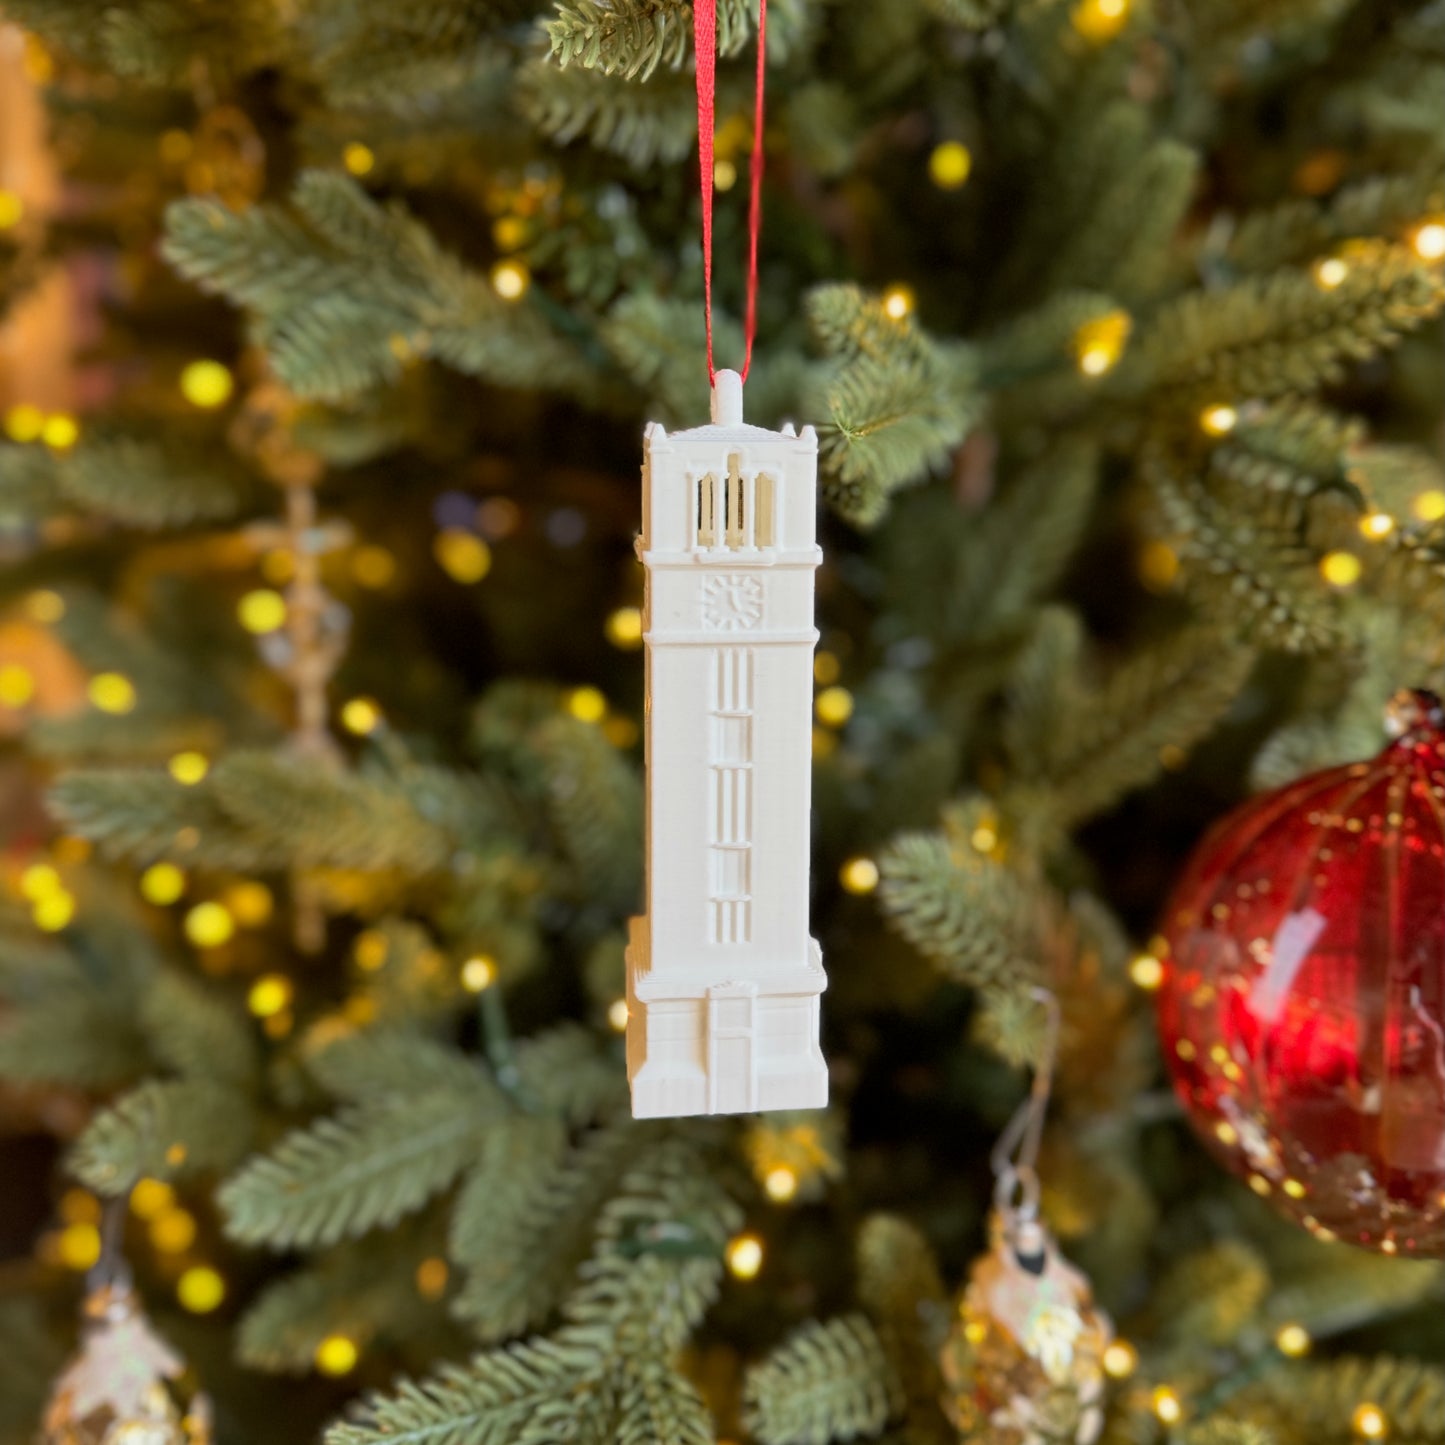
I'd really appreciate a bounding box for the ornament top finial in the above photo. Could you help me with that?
[711,369,744,426]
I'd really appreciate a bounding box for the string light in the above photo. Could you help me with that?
[89,673,137,714]
[1074,310,1131,376]
[1358,511,1395,540]
[812,727,837,760]
[140,863,187,906]
[354,929,389,972]
[315,1335,360,1376]
[179,360,234,409]
[60,1189,101,1225]
[351,544,397,588]
[1101,1340,1138,1379]
[1282,1177,1308,1199]
[1352,1404,1388,1440]
[435,528,492,583]
[226,881,274,926]
[566,686,608,723]
[603,715,639,749]
[1314,256,1349,289]
[0,664,36,708]
[607,998,629,1031]
[813,651,840,685]
[41,413,80,450]
[0,190,24,229]
[177,1266,226,1314]
[4,403,45,442]
[493,216,528,251]
[33,891,76,932]
[970,819,999,853]
[881,285,915,321]
[1071,0,1130,43]
[491,260,530,301]
[839,856,879,895]
[815,686,854,727]
[460,955,497,993]
[150,1207,198,1254]
[343,143,375,177]
[24,588,65,622]
[725,1233,764,1279]
[20,863,62,901]
[714,158,738,192]
[929,141,973,190]
[130,1179,175,1219]
[763,1166,799,1203]
[1412,489,1445,523]
[1200,404,1238,436]
[159,128,192,164]
[1151,1387,1183,1425]
[1320,550,1362,588]
[1129,953,1164,990]
[169,751,210,784]
[185,901,235,948]
[57,1223,102,1271]
[1275,1323,1311,1357]
[238,588,288,634]
[416,1257,449,1300]
[248,974,293,1017]
[605,606,644,649]
[341,696,383,735]
[1410,219,1445,262]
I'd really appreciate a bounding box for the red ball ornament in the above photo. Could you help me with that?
[1156,690,1445,1257]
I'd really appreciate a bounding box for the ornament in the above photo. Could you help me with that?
[42,1281,213,1445]
[941,989,1112,1445]
[626,371,827,1118]
[1156,689,1445,1256]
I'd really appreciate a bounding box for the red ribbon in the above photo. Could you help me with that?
[694,0,767,383]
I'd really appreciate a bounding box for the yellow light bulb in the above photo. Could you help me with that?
[248,973,293,1018]
[763,1167,799,1203]
[179,359,234,409]
[24,588,66,622]
[460,955,497,993]
[149,1207,198,1254]
[725,1233,764,1279]
[354,929,389,972]
[1101,1340,1138,1379]
[60,1189,101,1225]
[343,142,375,176]
[1359,511,1395,540]
[714,158,738,192]
[839,856,880,895]
[169,751,210,785]
[238,588,287,634]
[1353,1404,1388,1440]
[5,403,45,442]
[605,606,644,649]
[1200,403,1238,436]
[1412,489,1445,523]
[1275,1323,1311,1357]
[1130,953,1164,990]
[881,285,915,321]
[970,823,999,853]
[0,190,24,229]
[129,1178,176,1220]
[812,726,837,759]
[0,664,36,707]
[1282,1177,1307,1199]
[33,891,76,932]
[185,901,235,948]
[929,141,973,190]
[1074,310,1131,376]
[415,1257,449,1300]
[1320,550,1362,588]
[159,128,192,164]
[42,414,79,450]
[566,686,608,723]
[177,1266,226,1314]
[492,216,528,251]
[89,673,137,715]
[434,528,493,583]
[351,544,397,588]
[341,696,383,736]
[1412,220,1445,262]
[315,1335,360,1376]
[603,715,639,749]
[491,260,530,301]
[815,686,854,728]
[57,1223,102,1271]
[1072,0,1130,42]
[607,997,630,1031]
[1314,256,1349,289]
[20,863,62,901]
[1151,1387,1183,1425]
[226,880,274,927]
[140,862,187,906]
[813,651,840,685]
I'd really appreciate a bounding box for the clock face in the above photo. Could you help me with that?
[701,574,764,631]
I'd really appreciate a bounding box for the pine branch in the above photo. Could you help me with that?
[616,1357,714,1445]
[68,1078,255,1195]
[1152,1241,1271,1349]
[304,1027,489,1104]
[0,993,147,1089]
[512,1024,630,1124]
[220,1083,499,1249]
[548,0,755,81]
[745,1315,903,1445]
[141,967,259,1087]
[1243,1357,1445,1441]
[56,435,259,527]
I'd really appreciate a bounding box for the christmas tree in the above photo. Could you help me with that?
[1,2,1443,1444]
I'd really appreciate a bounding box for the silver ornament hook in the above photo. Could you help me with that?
[991,987,1060,1227]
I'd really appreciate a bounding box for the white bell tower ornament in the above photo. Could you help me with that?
[626,369,829,1117]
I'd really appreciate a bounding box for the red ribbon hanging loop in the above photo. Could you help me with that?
[694,0,767,384]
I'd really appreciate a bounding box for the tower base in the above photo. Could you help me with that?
[625,920,828,1118]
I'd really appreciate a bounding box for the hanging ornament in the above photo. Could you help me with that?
[1156,689,1445,1257]
[940,992,1113,1445]
[185,105,265,209]
[42,1205,213,1445]
[625,0,829,1118]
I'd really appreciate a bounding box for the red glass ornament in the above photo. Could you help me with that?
[1156,690,1445,1257]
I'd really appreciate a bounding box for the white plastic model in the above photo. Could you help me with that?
[626,369,829,1118]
